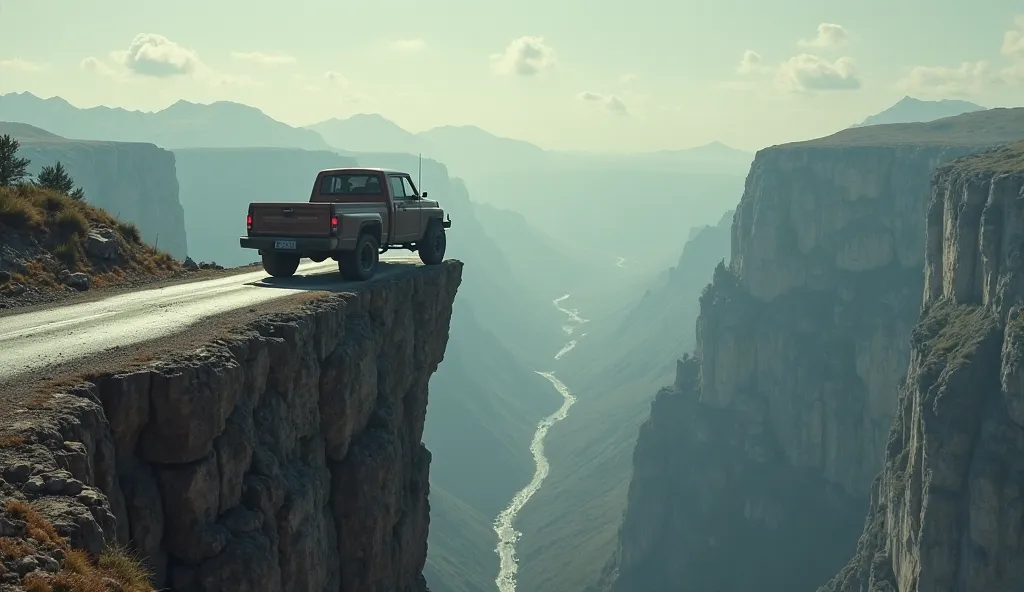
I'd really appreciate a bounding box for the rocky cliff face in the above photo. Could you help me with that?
[0,262,461,591]
[606,139,1002,592]
[822,142,1024,592]
[3,123,188,260]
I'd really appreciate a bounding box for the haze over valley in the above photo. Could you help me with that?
[2,4,1024,592]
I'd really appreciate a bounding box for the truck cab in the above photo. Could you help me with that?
[240,167,451,281]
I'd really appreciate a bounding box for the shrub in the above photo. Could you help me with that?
[117,220,142,243]
[98,544,153,591]
[0,188,38,228]
[52,242,79,268]
[0,134,30,187]
[54,207,88,240]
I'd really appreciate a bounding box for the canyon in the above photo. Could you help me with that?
[603,108,1024,591]
[6,89,1024,592]
[0,262,462,591]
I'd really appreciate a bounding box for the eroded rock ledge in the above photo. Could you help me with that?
[823,143,1024,592]
[0,261,462,591]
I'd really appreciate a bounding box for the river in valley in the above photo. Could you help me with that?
[493,294,589,592]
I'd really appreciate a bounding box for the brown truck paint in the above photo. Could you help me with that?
[240,167,451,281]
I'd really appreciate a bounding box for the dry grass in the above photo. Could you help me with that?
[3,501,154,591]
[20,546,154,592]
[0,434,26,448]
[0,537,33,559]
[6,500,64,547]
[0,185,181,291]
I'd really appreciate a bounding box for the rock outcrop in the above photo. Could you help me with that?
[0,262,462,591]
[822,142,1024,592]
[2,122,188,259]
[603,111,1024,592]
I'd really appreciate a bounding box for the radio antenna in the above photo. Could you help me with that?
[418,153,423,193]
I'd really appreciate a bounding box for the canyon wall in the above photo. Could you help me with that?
[0,262,461,591]
[822,142,1024,592]
[3,122,188,259]
[604,136,1005,591]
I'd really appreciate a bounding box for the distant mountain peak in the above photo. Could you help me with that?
[853,96,986,128]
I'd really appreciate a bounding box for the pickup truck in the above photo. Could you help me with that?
[240,167,452,281]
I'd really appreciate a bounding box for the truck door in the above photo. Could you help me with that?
[388,174,419,241]
[401,176,424,238]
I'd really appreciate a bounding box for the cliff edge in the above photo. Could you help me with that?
[0,261,462,591]
[2,122,188,259]
[604,108,1024,592]
[822,142,1024,592]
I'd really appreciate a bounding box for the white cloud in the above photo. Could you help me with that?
[231,51,296,66]
[0,58,47,73]
[112,33,202,77]
[1002,15,1024,59]
[491,36,557,76]
[387,38,426,52]
[892,15,1024,95]
[578,91,628,115]
[775,54,860,92]
[898,61,991,96]
[798,23,850,49]
[737,50,770,75]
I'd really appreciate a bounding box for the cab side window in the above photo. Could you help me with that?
[401,177,419,198]
[389,176,409,200]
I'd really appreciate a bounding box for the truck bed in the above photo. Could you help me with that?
[249,203,333,237]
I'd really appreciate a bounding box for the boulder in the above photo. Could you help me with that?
[85,228,118,260]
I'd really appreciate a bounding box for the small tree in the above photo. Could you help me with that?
[0,134,31,187]
[37,161,85,200]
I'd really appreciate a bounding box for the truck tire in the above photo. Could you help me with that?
[262,252,300,278]
[418,220,446,266]
[338,232,379,281]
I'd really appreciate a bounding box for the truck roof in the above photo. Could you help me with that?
[318,166,408,175]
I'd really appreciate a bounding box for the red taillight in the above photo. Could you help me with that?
[246,214,253,231]
[330,216,339,229]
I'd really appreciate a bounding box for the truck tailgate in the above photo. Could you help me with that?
[249,203,332,237]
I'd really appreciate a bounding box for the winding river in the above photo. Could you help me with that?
[493,294,589,592]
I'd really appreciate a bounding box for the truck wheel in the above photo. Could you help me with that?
[418,220,446,266]
[338,233,379,281]
[262,252,300,278]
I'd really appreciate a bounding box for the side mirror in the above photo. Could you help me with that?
[421,191,428,198]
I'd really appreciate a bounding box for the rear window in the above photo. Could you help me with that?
[319,173,383,195]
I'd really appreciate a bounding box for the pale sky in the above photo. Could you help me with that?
[1,0,1022,152]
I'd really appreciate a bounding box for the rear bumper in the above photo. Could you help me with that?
[240,236,341,252]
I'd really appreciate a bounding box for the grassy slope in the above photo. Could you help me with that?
[0,184,179,295]
[424,486,499,592]
[513,214,734,592]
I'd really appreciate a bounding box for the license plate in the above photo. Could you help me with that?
[274,240,297,250]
